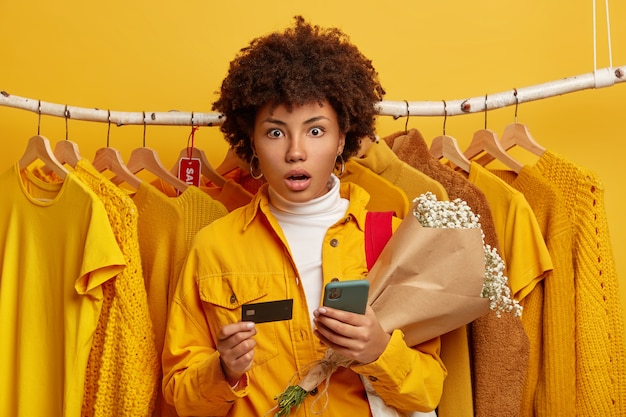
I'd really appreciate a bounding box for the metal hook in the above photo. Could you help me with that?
[483,94,488,129]
[513,88,519,123]
[107,110,111,147]
[404,100,410,134]
[37,100,42,135]
[142,111,147,147]
[186,112,197,159]
[442,100,448,135]
[64,105,70,140]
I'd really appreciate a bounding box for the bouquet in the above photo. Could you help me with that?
[269,192,521,416]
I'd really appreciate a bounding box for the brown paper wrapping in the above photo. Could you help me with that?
[367,211,490,347]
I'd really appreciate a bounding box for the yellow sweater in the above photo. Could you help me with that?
[73,160,160,417]
[534,150,626,415]
[149,179,229,250]
[144,180,229,417]
[491,166,576,416]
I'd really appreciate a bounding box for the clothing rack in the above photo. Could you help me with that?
[1,65,624,127]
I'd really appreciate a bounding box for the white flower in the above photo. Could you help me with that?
[413,192,522,317]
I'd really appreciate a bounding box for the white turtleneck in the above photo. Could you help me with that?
[268,174,349,325]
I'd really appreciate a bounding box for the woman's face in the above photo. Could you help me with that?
[252,100,345,203]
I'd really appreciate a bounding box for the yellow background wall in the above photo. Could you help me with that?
[2,1,625,325]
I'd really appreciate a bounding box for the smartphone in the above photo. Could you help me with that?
[322,279,369,314]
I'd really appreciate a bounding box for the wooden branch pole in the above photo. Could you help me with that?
[1,65,624,126]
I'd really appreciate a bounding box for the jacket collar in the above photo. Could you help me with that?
[242,181,371,232]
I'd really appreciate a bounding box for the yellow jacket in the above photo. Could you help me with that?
[162,182,446,416]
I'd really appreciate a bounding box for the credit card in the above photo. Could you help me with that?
[241,299,293,323]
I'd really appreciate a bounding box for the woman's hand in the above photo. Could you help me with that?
[313,305,391,364]
[217,322,257,385]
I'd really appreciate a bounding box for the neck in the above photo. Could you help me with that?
[268,174,340,215]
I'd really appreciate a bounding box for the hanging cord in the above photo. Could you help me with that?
[513,88,519,122]
[403,100,410,134]
[592,0,615,87]
[142,111,147,147]
[37,100,42,135]
[187,112,200,159]
[64,105,70,140]
[107,110,112,147]
[483,94,488,129]
[442,100,448,135]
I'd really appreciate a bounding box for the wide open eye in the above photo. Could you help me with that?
[308,126,325,137]
[267,128,284,139]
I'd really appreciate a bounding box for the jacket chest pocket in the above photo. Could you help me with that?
[198,275,280,366]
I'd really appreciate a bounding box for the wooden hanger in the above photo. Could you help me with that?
[464,96,522,173]
[92,109,141,189]
[464,128,523,173]
[54,140,82,168]
[125,147,188,193]
[477,90,545,166]
[429,101,471,173]
[430,134,471,173]
[172,146,226,188]
[476,122,547,167]
[92,147,142,190]
[53,106,82,168]
[390,134,407,154]
[216,147,246,175]
[169,117,225,189]
[107,112,186,193]
[499,122,546,156]
[502,89,546,156]
[18,135,69,179]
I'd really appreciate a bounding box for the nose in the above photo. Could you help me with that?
[286,136,306,162]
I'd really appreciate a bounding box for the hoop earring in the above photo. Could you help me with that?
[335,154,345,177]
[249,154,264,179]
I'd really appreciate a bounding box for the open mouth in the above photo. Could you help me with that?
[287,174,309,181]
[285,171,311,191]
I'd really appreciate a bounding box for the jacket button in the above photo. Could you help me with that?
[368,376,378,382]
[230,294,237,304]
[310,387,318,396]
[330,239,339,247]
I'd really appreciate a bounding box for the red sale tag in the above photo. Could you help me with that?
[177,157,201,187]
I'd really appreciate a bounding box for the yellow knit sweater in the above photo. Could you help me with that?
[74,160,160,417]
[491,166,576,416]
[147,179,229,417]
[534,150,626,416]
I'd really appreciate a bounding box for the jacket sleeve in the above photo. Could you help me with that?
[351,329,447,412]
[161,246,248,416]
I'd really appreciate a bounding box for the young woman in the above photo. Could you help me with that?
[162,16,446,416]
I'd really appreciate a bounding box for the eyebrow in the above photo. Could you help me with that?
[263,115,330,126]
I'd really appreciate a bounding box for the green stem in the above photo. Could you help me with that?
[274,385,309,416]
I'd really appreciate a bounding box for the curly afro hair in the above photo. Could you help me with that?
[212,16,385,163]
